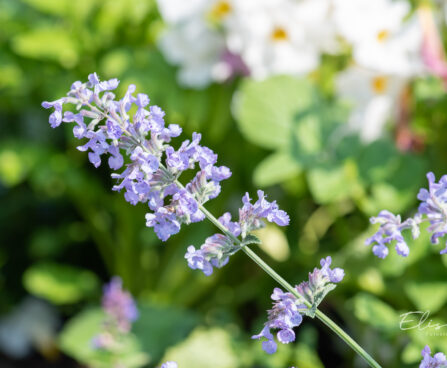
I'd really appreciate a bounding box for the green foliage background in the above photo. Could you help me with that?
[1,0,447,367]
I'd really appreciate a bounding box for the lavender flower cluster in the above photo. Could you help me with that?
[43,73,231,242]
[366,172,447,258]
[93,277,138,350]
[420,345,447,368]
[185,191,289,276]
[252,257,344,354]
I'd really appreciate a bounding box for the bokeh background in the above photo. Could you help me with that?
[1,0,447,367]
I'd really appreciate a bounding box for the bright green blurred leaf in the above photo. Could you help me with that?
[404,282,447,313]
[253,151,302,187]
[307,160,362,204]
[161,327,238,368]
[11,27,79,68]
[233,76,315,150]
[23,262,99,304]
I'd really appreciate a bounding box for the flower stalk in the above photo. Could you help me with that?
[196,201,382,368]
[43,74,382,368]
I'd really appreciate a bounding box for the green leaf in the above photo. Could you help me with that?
[233,76,315,150]
[404,282,447,313]
[307,160,362,204]
[132,304,199,361]
[351,293,400,333]
[11,27,79,68]
[23,262,99,305]
[161,327,238,368]
[241,234,262,246]
[59,308,148,368]
[21,0,97,19]
[253,151,302,187]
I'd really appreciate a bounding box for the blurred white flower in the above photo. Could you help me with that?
[157,0,247,88]
[334,0,423,76]
[226,0,320,80]
[159,19,226,88]
[336,65,405,142]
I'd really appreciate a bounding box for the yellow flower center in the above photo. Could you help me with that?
[371,76,388,94]
[376,30,389,42]
[271,27,288,42]
[210,1,232,19]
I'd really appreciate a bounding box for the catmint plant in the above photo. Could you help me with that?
[92,277,138,350]
[43,74,381,368]
[366,172,447,258]
[419,345,447,368]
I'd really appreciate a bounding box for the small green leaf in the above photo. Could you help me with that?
[242,234,262,246]
[23,262,99,305]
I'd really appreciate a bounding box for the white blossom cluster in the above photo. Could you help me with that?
[156,0,442,142]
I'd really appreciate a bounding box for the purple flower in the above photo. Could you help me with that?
[161,362,178,368]
[365,210,421,258]
[419,345,447,368]
[254,257,344,354]
[239,190,290,237]
[418,172,447,251]
[320,256,345,283]
[42,73,232,242]
[185,233,236,276]
[252,288,304,354]
[102,277,138,334]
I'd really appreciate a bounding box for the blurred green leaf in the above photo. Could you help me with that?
[253,151,302,187]
[21,0,97,18]
[11,27,79,67]
[132,304,199,361]
[59,307,148,368]
[351,293,400,333]
[404,282,447,313]
[23,262,99,304]
[307,160,362,204]
[161,327,238,368]
[233,76,315,150]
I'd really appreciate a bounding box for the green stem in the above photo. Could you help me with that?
[90,102,380,367]
[195,200,382,368]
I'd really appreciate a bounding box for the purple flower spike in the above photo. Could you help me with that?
[102,277,138,334]
[254,256,344,354]
[417,172,447,252]
[419,345,447,368]
[42,73,232,242]
[252,287,304,354]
